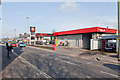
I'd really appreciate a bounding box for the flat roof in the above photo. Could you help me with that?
[53,27,117,36]
[35,33,52,37]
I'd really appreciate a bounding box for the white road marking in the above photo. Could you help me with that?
[86,75,91,78]
[13,52,52,78]
[100,71,118,78]
[97,65,101,67]
[55,58,81,67]
[27,50,34,53]
[86,62,93,64]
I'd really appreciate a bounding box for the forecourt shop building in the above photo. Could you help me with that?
[53,27,117,50]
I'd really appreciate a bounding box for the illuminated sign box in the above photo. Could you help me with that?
[30,27,35,32]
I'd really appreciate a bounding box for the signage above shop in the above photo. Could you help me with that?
[35,33,53,36]
[99,29,106,32]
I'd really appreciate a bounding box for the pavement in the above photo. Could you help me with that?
[0,44,119,79]
[55,46,119,64]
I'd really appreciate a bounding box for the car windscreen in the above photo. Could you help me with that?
[19,43,24,44]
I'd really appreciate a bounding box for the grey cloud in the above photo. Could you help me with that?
[60,2,79,12]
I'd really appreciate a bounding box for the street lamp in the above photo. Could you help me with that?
[26,17,30,45]
[14,28,16,38]
[118,0,120,61]
[26,17,29,34]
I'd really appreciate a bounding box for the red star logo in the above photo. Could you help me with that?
[31,27,35,32]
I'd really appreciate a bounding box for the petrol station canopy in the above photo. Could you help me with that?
[53,27,117,36]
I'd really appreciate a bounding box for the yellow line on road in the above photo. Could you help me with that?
[13,52,52,79]
[104,52,117,54]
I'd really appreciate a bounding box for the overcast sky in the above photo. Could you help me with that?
[1,1,118,38]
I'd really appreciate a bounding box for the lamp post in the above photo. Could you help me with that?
[26,17,30,45]
[14,29,16,38]
[14,28,16,41]
[118,0,120,61]
[26,17,29,33]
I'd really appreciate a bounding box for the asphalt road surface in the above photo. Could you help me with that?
[0,45,119,78]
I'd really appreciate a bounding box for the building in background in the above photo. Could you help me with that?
[19,33,29,39]
[18,33,30,43]
[35,33,53,42]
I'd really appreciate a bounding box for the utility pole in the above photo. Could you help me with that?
[14,28,16,41]
[26,17,30,45]
[118,0,120,61]
[14,29,16,38]
[26,17,29,33]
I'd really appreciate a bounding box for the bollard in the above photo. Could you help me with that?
[52,45,55,51]
[54,47,55,51]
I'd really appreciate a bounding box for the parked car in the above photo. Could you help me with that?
[39,41,43,45]
[1,41,5,44]
[36,41,40,44]
[105,43,116,52]
[11,42,17,47]
[42,40,47,44]
[45,41,50,45]
[50,40,55,44]
[18,42,26,47]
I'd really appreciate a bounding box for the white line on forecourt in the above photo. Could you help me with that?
[100,71,118,78]
[86,62,93,64]
[13,52,52,78]
[55,58,81,67]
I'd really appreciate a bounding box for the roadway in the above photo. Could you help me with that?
[0,44,119,78]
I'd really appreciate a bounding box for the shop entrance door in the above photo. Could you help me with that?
[76,39,79,47]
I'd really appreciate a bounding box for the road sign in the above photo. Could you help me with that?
[30,27,36,45]
[30,27,35,32]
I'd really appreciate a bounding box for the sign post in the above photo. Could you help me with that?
[30,27,35,45]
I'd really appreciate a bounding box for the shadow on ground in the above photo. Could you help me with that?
[103,63,120,72]
[2,46,23,71]
[109,55,118,58]
[79,51,104,56]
